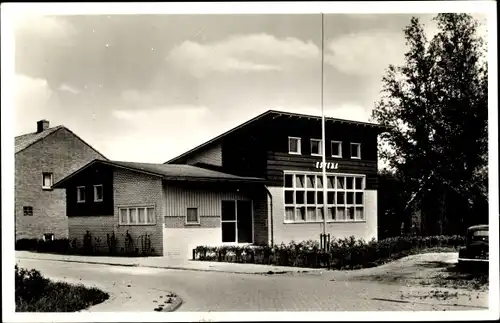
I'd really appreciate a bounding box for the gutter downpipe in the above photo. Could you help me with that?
[264,185,274,246]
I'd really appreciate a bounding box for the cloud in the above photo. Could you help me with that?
[58,83,80,95]
[167,33,320,78]
[325,31,406,77]
[13,15,74,40]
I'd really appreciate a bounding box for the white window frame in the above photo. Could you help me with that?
[42,172,53,189]
[118,205,156,226]
[93,184,104,202]
[350,142,361,159]
[310,138,323,156]
[283,171,366,223]
[331,141,343,158]
[23,206,33,216]
[186,207,200,225]
[288,136,302,155]
[76,186,86,203]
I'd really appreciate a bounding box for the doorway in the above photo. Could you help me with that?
[221,200,253,243]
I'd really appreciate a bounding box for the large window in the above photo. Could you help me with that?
[288,137,301,155]
[119,206,156,225]
[42,172,53,189]
[310,139,322,156]
[284,172,365,223]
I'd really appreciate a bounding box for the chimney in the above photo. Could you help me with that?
[36,120,50,133]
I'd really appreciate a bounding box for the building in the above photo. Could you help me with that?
[53,110,386,259]
[15,120,106,240]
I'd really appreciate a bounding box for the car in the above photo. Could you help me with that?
[458,224,489,264]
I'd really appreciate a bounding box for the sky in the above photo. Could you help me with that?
[12,12,488,163]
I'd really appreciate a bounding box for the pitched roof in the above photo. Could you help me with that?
[15,126,107,159]
[15,126,64,154]
[165,109,389,164]
[53,159,265,188]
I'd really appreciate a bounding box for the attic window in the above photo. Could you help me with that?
[288,137,301,155]
[42,172,53,189]
[77,186,86,203]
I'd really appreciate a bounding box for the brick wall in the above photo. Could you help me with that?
[268,186,378,244]
[185,144,222,166]
[164,215,220,228]
[68,216,115,253]
[113,168,164,256]
[15,128,104,240]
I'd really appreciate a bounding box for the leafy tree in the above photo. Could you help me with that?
[372,13,488,235]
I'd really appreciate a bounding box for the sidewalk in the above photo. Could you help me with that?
[15,251,321,275]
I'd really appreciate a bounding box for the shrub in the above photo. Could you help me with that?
[192,235,465,270]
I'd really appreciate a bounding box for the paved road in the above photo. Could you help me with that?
[15,258,485,312]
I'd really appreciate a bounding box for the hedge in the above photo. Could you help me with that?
[192,235,465,270]
[15,238,70,254]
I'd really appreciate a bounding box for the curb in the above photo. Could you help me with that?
[17,256,302,275]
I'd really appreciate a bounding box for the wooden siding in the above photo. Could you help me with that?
[66,163,114,217]
[266,151,378,189]
[163,182,254,218]
[185,143,223,167]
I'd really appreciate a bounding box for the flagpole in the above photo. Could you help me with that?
[321,12,327,237]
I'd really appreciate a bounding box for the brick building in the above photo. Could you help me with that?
[54,110,386,259]
[15,120,106,240]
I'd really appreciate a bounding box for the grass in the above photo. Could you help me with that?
[15,265,109,312]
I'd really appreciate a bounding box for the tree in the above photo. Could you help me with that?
[371,13,488,236]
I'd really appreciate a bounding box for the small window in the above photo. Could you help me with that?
[42,172,53,189]
[288,137,301,155]
[94,185,103,202]
[310,139,322,156]
[23,206,33,216]
[77,186,86,203]
[331,141,342,158]
[350,143,361,159]
[43,233,54,241]
[186,208,199,224]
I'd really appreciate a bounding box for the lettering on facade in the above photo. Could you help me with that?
[315,162,339,170]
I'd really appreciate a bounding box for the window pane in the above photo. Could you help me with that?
[317,207,324,220]
[346,177,354,189]
[336,177,345,189]
[187,208,198,223]
[295,175,304,188]
[78,187,85,201]
[306,175,315,188]
[284,174,293,188]
[328,207,336,220]
[317,176,323,188]
[327,191,335,204]
[285,191,294,204]
[316,192,324,204]
[120,209,127,223]
[95,186,103,200]
[355,207,364,220]
[336,207,346,220]
[222,222,236,242]
[337,192,345,204]
[307,207,316,221]
[297,207,306,221]
[306,191,315,205]
[347,207,355,220]
[351,143,360,157]
[347,192,354,204]
[355,192,363,205]
[331,142,341,156]
[311,140,322,155]
[221,201,236,221]
[138,208,145,223]
[355,177,364,190]
[129,208,137,224]
[296,191,305,204]
[147,208,155,223]
[289,138,300,153]
[285,207,295,221]
[327,176,334,188]
[43,174,52,187]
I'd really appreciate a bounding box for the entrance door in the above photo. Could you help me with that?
[221,200,253,243]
